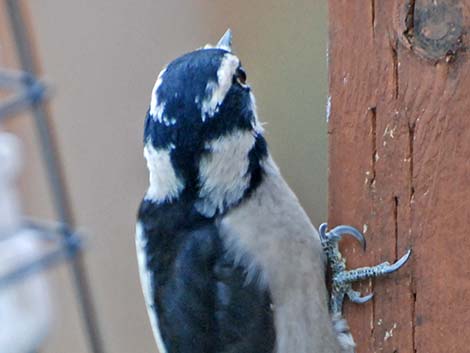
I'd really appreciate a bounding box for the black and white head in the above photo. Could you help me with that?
[143,30,269,217]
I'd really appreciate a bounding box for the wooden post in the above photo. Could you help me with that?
[328,1,470,353]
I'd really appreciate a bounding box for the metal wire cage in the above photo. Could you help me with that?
[1,2,105,353]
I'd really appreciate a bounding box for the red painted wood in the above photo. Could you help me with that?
[328,1,470,352]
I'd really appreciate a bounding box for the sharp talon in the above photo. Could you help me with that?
[320,223,412,315]
[359,292,374,303]
[329,225,366,251]
[319,223,328,240]
[383,249,412,274]
[347,289,374,304]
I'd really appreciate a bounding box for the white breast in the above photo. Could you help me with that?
[219,157,343,353]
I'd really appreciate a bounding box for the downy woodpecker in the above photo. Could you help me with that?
[136,30,410,353]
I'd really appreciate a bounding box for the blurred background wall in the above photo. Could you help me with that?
[1,1,327,352]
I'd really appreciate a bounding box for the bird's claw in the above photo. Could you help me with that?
[347,289,374,304]
[319,223,366,251]
[319,223,411,315]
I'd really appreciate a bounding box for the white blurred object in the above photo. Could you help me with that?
[0,132,52,353]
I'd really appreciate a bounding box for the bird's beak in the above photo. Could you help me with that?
[216,28,232,51]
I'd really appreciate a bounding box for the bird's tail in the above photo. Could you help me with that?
[331,313,356,353]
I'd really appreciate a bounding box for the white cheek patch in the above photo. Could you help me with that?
[149,68,167,122]
[144,142,184,203]
[135,223,168,353]
[196,129,256,217]
[201,54,240,122]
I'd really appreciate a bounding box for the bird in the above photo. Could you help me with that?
[136,29,411,353]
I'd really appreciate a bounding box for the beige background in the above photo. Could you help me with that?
[2,1,327,352]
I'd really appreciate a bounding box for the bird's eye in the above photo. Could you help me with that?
[235,67,247,85]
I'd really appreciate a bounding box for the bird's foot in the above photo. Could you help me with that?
[319,223,412,315]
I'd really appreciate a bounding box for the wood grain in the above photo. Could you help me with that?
[328,1,470,352]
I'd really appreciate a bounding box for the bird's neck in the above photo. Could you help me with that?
[193,130,268,217]
[144,129,269,217]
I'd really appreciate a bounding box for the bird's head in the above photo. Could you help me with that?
[143,30,268,217]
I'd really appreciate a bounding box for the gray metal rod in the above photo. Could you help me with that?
[5,2,106,353]
[0,78,49,122]
[0,69,34,87]
[0,236,81,291]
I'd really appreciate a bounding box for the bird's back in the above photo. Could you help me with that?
[136,195,276,353]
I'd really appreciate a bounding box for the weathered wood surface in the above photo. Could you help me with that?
[328,1,470,353]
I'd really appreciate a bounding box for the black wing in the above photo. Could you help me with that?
[138,199,276,353]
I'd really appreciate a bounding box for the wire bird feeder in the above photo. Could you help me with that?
[0,2,105,353]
